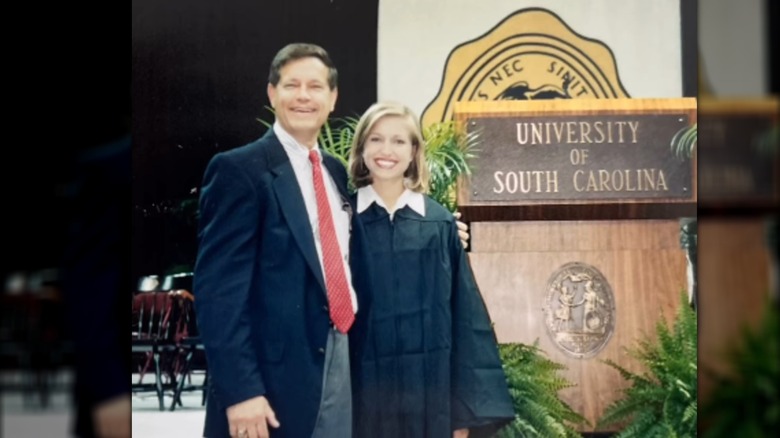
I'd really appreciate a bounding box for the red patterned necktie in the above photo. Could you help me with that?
[308,149,354,333]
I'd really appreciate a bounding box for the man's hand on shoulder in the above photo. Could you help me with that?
[227,395,280,438]
[454,211,470,249]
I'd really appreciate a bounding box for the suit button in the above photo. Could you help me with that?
[318,347,326,354]
[322,305,329,312]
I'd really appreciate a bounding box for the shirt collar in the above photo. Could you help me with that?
[357,185,426,217]
[274,121,319,161]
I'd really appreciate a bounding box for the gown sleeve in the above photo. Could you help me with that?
[448,219,516,436]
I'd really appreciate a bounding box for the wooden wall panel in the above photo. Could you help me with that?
[471,220,683,252]
[467,220,687,430]
[697,218,772,403]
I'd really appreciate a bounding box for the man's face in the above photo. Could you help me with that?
[267,57,337,148]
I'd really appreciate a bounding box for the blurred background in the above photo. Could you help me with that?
[2,0,778,436]
[697,0,778,435]
[1,1,129,434]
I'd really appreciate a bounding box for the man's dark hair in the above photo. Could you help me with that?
[268,43,338,89]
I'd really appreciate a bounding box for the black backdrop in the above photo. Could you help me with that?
[132,0,379,281]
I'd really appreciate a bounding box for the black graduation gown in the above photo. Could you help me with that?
[351,196,514,438]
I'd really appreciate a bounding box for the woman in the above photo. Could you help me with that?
[348,102,514,438]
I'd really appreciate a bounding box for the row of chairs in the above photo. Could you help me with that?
[0,287,70,408]
[2,269,69,408]
[131,280,207,411]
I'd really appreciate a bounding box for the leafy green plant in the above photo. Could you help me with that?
[423,120,480,212]
[701,299,779,437]
[670,123,698,160]
[317,114,360,169]
[495,341,589,438]
[596,291,697,437]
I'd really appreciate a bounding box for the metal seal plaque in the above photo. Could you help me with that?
[543,262,616,358]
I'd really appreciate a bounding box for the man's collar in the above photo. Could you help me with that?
[273,121,319,156]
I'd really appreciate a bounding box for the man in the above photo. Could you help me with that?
[194,43,368,438]
[194,43,469,438]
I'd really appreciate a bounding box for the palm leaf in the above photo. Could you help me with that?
[423,120,480,212]
[256,105,275,130]
[670,123,698,160]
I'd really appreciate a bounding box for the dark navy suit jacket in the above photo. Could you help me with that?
[194,130,369,438]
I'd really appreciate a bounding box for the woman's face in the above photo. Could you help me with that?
[362,116,414,185]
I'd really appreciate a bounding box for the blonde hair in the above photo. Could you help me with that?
[348,102,429,192]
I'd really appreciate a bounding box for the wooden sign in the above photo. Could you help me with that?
[697,98,779,206]
[454,99,697,211]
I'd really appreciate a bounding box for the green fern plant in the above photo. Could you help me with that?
[495,341,589,438]
[701,299,779,437]
[597,291,697,437]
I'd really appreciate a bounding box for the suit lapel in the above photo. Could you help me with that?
[266,136,327,295]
